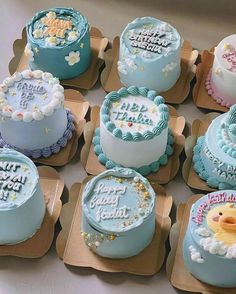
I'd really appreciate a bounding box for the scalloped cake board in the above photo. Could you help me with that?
[81,105,185,184]
[32,89,89,166]
[0,166,64,258]
[182,112,221,192]
[193,50,228,113]
[166,195,236,294]
[8,27,108,90]
[100,37,198,104]
[56,177,172,275]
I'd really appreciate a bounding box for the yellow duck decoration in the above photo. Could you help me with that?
[207,203,236,245]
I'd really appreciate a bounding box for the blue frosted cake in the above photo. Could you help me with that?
[0,148,45,245]
[0,70,75,158]
[81,168,156,258]
[183,190,236,288]
[26,7,91,79]
[118,17,182,93]
[193,105,236,190]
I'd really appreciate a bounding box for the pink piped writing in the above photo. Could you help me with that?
[222,51,236,72]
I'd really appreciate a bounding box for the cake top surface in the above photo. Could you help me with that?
[190,190,236,258]
[0,70,64,122]
[120,16,181,60]
[101,86,169,141]
[215,34,236,73]
[27,7,89,48]
[0,148,39,210]
[82,167,155,234]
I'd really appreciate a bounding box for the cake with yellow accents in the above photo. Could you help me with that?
[183,190,236,287]
[0,148,45,245]
[0,70,75,158]
[93,86,174,176]
[206,35,236,108]
[81,167,156,258]
[26,7,91,79]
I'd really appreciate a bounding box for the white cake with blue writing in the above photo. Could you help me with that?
[0,148,45,245]
[183,190,236,287]
[0,70,75,158]
[93,86,174,176]
[193,105,236,189]
[118,17,182,93]
[81,167,156,258]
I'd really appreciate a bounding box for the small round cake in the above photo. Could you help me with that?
[0,70,75,158]
[0,148,45,245]
[193,105,236,189]
[26,7,91,79]
[81,167,156,258]
[118,17,182,93]
[93,86,174,176]
[183,190,236,288]
[206,34,236,108]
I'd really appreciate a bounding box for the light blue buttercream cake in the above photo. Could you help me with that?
[118,17,182,92]
[0,148,45,245]
[193,105,236,190]
[26,7,91,79]
[81,167,156,258]
[183,190,236,288]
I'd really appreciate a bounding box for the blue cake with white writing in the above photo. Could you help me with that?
[0,70,75,158]
[193,105,236,190]
[183,190,236,288]
[0,148,45,245]
[118,17,182,93]
[26,7,91,79]
[81,167,156,258]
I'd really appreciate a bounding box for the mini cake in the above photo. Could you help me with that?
[118,17,182,93]
[183,190,236,288]
[26,7,91,79]
[0,148,45,245]
[93,86,174,176]
[206,34,236,108]
[193,105,236,189]
[0,70,75,158]
[81,167,156,258]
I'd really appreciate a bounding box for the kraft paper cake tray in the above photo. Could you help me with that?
[81,105,185,184]
[100,37,198,104]
[0,166,64,258]
[166,194,236,294]
[9,27,108,90]
[193,49,228,113]
[56,177,172,275]
[182,112,220,192]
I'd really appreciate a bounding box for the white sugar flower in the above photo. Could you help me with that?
[117,61,127,75]
[33,28,43,39]
[24,43,34,62]
[162,61,177,75]
[45,36,58,47]
[68,31,79,42]
[46,11,57,19]
[65,51,80,66]
[125,58,137,71]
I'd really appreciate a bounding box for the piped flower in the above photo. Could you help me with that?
[45,36,58,47]
[33,28,43,39]
[24,43,34,62]
[65,51,80,66]
[68,31,79,42]
[46,11,57,19]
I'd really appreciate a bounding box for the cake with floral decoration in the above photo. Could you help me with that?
[193,105,236,189]
[81,167,156,258]
[93,86,174,176]
[118,17,182,93]
[183,190,236,287]
[0,148,45,245]
[26,7,91,79]
[206,35,236,108]
[0,70,75,158]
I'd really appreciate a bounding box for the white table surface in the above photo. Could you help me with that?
[0,1,236,293]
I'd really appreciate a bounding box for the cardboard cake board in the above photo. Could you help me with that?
[56,177,173,276]
[193,50,228,113]
[81,105,185,184]
[166,194,236,294]
[0,166,64,258]
[182,112,221,192]
[8,27,109,90]
[32,89,89,166]
[100,37,198,104]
